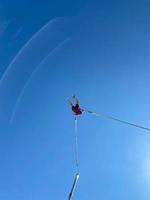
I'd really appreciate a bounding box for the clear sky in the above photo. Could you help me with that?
[1,0,150,199]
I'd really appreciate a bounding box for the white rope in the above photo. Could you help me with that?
[67,117,80,200]
[84,109,150,132]
[74,117,79,173]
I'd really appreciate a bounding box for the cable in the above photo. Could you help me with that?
[83,109,150,132]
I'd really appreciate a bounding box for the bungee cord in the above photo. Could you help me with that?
[74,117,79,173]
[83,109,150,132]
[68,117,80,200]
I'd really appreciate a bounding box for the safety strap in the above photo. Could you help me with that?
[84,109,150,132]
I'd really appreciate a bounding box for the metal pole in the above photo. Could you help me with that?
[68,173,80,200]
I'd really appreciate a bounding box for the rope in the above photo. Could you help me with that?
[84,109,150,132]
[67,117,80,200]
[74,117,79,173]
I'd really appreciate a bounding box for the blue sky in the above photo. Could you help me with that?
[1,0,150,199]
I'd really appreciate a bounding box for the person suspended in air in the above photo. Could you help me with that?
[67,96,83,115]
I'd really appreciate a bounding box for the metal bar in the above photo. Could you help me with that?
[68,173,80,200]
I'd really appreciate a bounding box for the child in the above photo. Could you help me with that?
[67,96,83,115]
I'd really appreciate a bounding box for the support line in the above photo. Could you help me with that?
[67,117,80,200]
[74,117,79,173]
[83,109,150,132]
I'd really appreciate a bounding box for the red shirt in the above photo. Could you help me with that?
[72,107,82,115]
